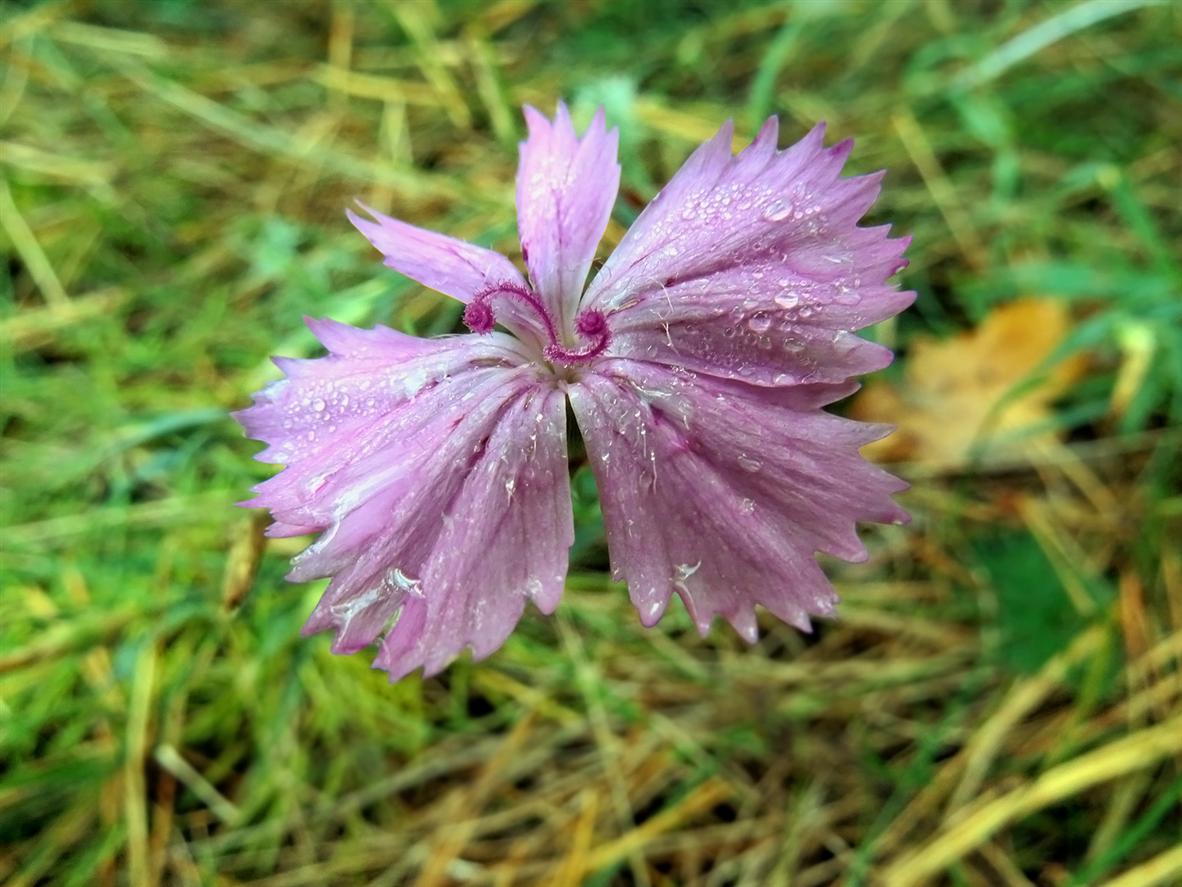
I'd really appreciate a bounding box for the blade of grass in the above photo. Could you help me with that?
[882,714,1182,885]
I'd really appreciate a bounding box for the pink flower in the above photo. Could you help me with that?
[235,104,912,679]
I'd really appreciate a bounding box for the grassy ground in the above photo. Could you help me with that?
[2,0,1181,884]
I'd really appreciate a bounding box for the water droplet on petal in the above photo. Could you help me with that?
[747,311,772,333]
[763,199,792,222]
[739,498,756,515]
[738,454,762,472]
[390,568,422,596]
[833,331,859,355]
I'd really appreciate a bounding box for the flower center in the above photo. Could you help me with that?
[463,282,610,366]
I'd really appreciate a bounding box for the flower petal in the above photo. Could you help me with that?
[373,386,572,678]
[517,103,620,334]
[568,359,907,639]
[348,202,546,345]
[583,119,913,385]
[235,318,572,678]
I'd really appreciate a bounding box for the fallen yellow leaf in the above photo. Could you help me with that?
[852,299,1085,469]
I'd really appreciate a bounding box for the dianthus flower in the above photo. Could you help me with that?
[236,104,912,679]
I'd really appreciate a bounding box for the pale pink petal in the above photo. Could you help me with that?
[373,386,573,678]
[234,318,572,677]
[516,103,620,334]
[583,119,912,385]
[568,359,907,639]
[348,203,547,346]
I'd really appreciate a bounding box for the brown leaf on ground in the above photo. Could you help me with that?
[851,298,1086,469]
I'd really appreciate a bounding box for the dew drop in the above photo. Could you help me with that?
[739,498,756,515]
[775,291,800,309]
[763,199,793,222]
[833,331,859,355]
[390,568,422,596]
[738,453,762,472]
[748,311,772,332]
[313,399,326,412]
[331,586,384,623]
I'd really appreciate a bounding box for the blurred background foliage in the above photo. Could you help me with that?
[1,0,1180,884]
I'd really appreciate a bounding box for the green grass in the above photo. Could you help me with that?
[2,0,1180,884]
